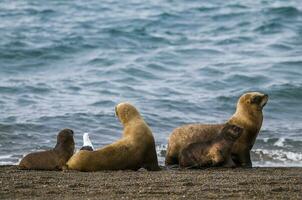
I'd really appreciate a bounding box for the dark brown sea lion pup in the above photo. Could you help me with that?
[66,102,160,171]
[19,129,75,170]
[179,124,243,168]
[166,92,269,167]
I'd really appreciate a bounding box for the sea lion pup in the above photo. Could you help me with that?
[19,129,75,170]
[66,103,160,171]
[166,92,269,167]
[179,124,243,168]
[80,133,94,151]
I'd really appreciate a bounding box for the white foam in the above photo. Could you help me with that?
[83,133,94,150]
[0,161,15,165]
[156,144,167,165]
[0,154,18,165]
[254,161,302,167]
[253,149,302,162]
[274,138,286,147]
[0,155,12,159]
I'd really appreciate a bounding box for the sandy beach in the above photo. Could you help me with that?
[0,166,301,199]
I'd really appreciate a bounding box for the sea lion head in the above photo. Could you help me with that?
[222,124,243,141]
[55,129,75,153]
[115,102,141,125]
[237,92,269,112]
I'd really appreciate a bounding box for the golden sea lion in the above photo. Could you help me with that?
[66,103,160,171]
[19,129,75,170]
[179,124,243,168]
[166,92,268,167]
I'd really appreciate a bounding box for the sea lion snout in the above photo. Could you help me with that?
[251,93,268,110]
[260,94,269,108]
[238,92,269,112]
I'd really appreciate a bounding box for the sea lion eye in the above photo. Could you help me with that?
[251,96,262,104]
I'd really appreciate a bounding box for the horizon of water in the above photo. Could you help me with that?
[0,0,302,167]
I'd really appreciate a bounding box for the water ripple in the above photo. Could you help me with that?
[0,0,302,166]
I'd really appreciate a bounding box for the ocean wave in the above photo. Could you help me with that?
[1,0,302,167]
[268,83,302,99]
[24,8,56,16]
[254,21,284,34]
[252,149,302,166]
[0,84,52,95]
[211,11,248,21]
[90,100,116,107]
[274,138,286,147]
[122,66,160,80]
[265,6,301,17]
[215,36,253,45]
[196,6,220,12]
[0,154,18,165]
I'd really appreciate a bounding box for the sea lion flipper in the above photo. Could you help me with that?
[62,165,69,171]
[209,149,224,166]
[235,150,252,168]
[223,158,236,168]
[143,145,161,171]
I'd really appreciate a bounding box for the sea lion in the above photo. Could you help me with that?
[166,92,268,167]
[19,129,75,170]
[66,102,160,171]
[179,124,243,168]
[80,133,94,151]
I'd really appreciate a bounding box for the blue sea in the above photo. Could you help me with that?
[0,0,302,166]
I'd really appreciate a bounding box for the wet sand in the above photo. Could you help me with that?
[0,165,301,199]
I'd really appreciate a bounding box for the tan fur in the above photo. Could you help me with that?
[19,129,75,170]
[66,103,160,171]
[166,92,268,167]
[178,124,242,168]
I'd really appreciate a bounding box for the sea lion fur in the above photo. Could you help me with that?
[166,92,268,167]
[66,103,160,171]
[179,124,243,168]
[19,129,75,170]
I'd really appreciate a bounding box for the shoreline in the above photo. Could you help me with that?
[1,166,301,199]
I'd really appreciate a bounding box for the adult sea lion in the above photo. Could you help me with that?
[66,102,160,171]
[19,129,75,170]
[179,124,243,168]
[166,92,268,167]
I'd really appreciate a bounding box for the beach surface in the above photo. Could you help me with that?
[0,166,301,199]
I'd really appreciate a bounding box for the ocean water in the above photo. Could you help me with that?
[0,0,302,167]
